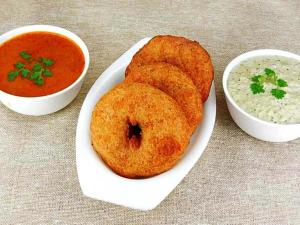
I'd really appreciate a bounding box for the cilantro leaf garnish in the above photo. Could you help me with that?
[19,51,31,60]
[15,62,25,69]
[32,63,42,72]
[34,77,44,86]
[40,58,54,66]
[43,69,52,77]
[250,68,288,99]
[7,51,55,86]
[264,68,275,77]
[21,69,30,78]
[30,71,41,80]
[251,75,260,82]
[251,75,265,84]
[271,88,286,99]
[250,83,265,94]
[8,71,19,81]
[277,79,288,87]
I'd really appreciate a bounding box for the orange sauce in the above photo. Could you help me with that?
[0,32,85,97]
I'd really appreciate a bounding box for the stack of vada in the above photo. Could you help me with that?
[91,35,214,178]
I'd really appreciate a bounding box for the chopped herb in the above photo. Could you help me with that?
[34,77,44,86]
[7,51,55,86]
[264,68,275,77]
[40,58,54,66]
[277,79,288,87]
[30,71,41,80]
[251,75,265,84]
[19,51,31,60]
[250,83,265,94]
[15,62,25,69]
[21,69,30,78]
[250,68,288,99]
[8,71,19,81]
[32,63,42,72]
[43,69,52,77]
[271,88,286,99]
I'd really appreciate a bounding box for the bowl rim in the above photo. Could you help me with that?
[0,24,90,100]
[223,48,300,127]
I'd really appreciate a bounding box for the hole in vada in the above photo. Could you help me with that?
[127,120,142,149]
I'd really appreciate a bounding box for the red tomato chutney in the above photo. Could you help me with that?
[0,32,85,97]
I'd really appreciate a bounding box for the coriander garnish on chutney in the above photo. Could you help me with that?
[250,68,288,99]
[8,51,54,86]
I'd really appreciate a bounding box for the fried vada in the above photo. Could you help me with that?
[126,35,214,102]
[125,62,202,133]
[91,82,190,178]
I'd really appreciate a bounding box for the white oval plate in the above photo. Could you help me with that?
[76,38,216,210]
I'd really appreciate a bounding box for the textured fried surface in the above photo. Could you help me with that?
[91,82,190,178]
[126,35,214,102]
[125,62,203,133]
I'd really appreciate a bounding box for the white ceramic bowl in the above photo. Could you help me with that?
[223,49,300,142]
[0,25,89,116]
[76,38,216,210]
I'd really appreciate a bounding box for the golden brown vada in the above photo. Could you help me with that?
[125,62,202,133]
[91,82,190,178]
[126,35,214,102]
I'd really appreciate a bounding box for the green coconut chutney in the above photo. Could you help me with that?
[228,56,300,124]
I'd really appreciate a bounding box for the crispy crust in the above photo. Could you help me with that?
[125,62,203,133]
[126,35,214,102]
[90,82,190,178]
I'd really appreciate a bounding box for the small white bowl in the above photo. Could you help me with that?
[223,49,300,142]
[0,25,90,116]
